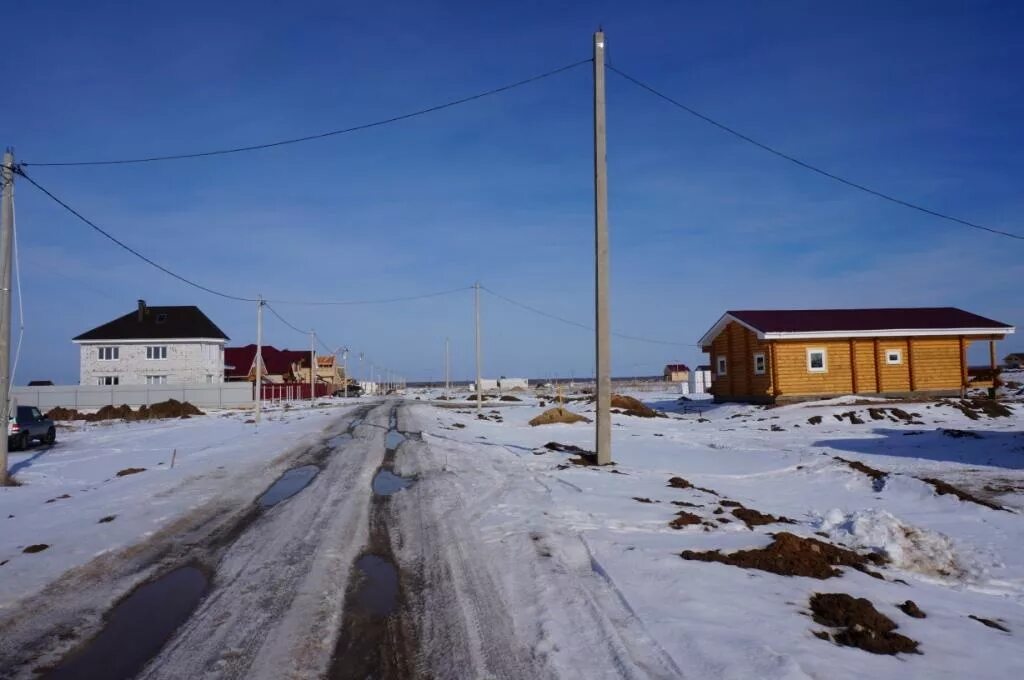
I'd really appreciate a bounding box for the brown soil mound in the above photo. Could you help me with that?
[668,477,692,489]
[88,404,133,421]
[610,394,660,418]
[898,600,926,619]
[942,398,1012,420]
[46,407,83,421]
[669,511,702,529]
[834,457,888,491]
[544,442,590,454]
[633,497,654,504]
[807,415,823,425]
[969,615,1010,632]
[98,515,117,524]
[137,399,205,419]
[919,477,1007,511]
[116,467,146,477]
[499,395,522,402]
[22,544,49,554]
[810,593,919,655]
[835,411,865,425]
[529,407,592,427]
[731,507,797,529]
[680,532,884,579]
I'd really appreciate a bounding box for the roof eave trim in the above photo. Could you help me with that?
[73,337,229,344]
[762,327,1015,340]
[697,313,766,347]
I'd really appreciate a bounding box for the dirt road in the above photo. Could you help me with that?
[2,400,677,679]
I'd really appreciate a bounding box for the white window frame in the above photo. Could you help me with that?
[98,346,119,361]
[716,355,728,375]
[885,349,903,365]
[146,345,168,360]
[753,351,767,375]
[97,376,120,386]
[806,347,828,373]
[145,375,168,385]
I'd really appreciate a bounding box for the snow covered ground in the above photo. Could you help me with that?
[0,399,359,609]
[401,387,1024,678]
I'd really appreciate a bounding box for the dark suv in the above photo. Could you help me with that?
[8,406,56,450]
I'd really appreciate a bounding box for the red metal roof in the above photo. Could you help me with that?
[224,345,310,378]
[728,308,1011,334]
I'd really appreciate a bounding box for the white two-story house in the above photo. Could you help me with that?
[73,300,229,386]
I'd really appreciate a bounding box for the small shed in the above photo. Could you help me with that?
[1005,353,1024,369]
[663,364,690,383]
[698,308,1015,403]
[687,366,712,395]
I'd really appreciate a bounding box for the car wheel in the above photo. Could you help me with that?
[44,428,56,445]
[19,432,30,451]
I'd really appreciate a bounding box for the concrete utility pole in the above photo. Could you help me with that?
[255,296,263,425]
[309,331,316,403]
[474,281,482,413]
[593,31,612,465]
[0,150,14,486]
[342,348,349,398]
[444,337,450,400]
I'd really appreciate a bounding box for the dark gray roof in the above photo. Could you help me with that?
[74,305,229,341]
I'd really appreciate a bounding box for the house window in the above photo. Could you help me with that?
[98,346,119,361]
[753,352,767,375]
[146,346,168,360]
[206,374,215,384]
[807,348,827,372]
[716,355,728,375]
[145,375,168,385]
[97,376,119,386]
[885,349,902,365]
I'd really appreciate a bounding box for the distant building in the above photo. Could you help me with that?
[1006,353,1024,369]
[663,364,690,382]
[73,300,228,386]
[26,380,54,387]
[471,377,529,392]
[688,366,712,394]
[224,344,312,384]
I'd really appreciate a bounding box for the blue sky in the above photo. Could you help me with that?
[7,0,1023,383]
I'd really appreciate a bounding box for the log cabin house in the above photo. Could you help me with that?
[698,308,1015,403]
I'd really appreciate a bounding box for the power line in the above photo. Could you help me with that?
[481,286,691,347]
[23,59,592,168]
[264,286,473,306]
[606,64,1024,241]
[263,302,310,335]
[14,167,259,301]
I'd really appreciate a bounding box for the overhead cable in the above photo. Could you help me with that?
[606,64,1023,241]
[23,59,592,167]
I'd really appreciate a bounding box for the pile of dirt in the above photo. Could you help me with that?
[969,615,1010,632]
[942,398,1013,420]
[898,600,926,619]
[115,467,146,477]
[543,442,591,454]
[919,477,1007,511]
[22,544,49,554]
[835,411,865,425]
[731,506,797,529]
[867,407,918,423]
[528,407,592,427]
[89,404,134,421]
[668,476,720,496]
[807,415,823,425]
[680,532,885,579]
[498,395,522,402]
[610,394,661,418]
[669,511,702,529]
[45,407,83,421]
[133,400,205,420]
[810,593,919,655]
[834,456,888,490]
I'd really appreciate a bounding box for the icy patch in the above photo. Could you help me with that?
[814,508,964,579]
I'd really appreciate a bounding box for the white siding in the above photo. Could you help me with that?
[78,340,225,386]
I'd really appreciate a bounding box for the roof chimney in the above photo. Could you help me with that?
[137,299,147,322]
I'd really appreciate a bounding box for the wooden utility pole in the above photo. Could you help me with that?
[593,31,612,465]
[255,296,263,424]
[444,337,450,399]
[0,151,14,485]
[343,348,349,398]
[474,281,482,413]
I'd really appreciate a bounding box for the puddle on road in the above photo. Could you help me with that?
[45,565,209,680]
[385,430,406,450]
[351,554,399,617]
[258,465,320,508]
[327,433,353,448]
[372,469,413,496]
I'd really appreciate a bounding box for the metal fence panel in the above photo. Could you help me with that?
[11,382,255,410]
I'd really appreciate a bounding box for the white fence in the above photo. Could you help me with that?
[11,382,255,410]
